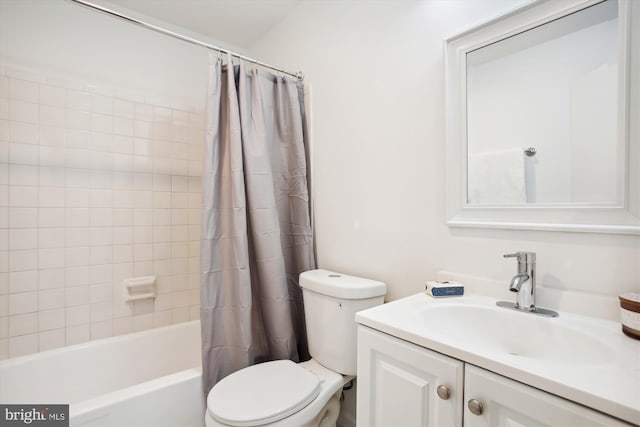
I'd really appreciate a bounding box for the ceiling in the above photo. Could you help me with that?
[95,0,302,50]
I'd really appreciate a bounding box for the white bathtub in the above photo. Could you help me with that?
[0,321,204,427]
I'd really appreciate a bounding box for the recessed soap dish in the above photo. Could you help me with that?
[619,293,640,340]
[124,276,157,302]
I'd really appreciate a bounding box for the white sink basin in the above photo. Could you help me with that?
[418,303,613,365]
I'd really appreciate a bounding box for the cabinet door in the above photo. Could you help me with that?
[464,365,632,427]
[356,325,464,427]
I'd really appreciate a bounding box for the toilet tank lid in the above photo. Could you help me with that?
[299,269,386,299]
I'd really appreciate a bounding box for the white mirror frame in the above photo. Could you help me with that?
[445,0,640,234]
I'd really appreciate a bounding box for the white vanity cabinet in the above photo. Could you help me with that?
[356,325,464,427]
[357,325,632,427]
[463,365,631,427]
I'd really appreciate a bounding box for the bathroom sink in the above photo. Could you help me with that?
[417,302,613,365]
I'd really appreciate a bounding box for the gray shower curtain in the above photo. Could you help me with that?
[200,55,315,394]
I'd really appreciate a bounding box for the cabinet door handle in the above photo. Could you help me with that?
[468,399,484,415]
[436,385,450,400]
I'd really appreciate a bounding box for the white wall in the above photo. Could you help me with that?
[0,0,210,110]
[250,0,640,303]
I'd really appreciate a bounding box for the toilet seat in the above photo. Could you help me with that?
[207,360,321,427]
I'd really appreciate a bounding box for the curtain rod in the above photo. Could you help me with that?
[67,0,304,80]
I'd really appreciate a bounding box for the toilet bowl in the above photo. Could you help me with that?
[204,269,386,427]
[205,359,346,427]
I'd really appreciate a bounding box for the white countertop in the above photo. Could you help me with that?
[355,293,640,425]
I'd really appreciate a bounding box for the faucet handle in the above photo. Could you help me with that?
[503,252,536,263]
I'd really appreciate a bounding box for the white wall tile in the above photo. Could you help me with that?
[65,149,91,169]
[152,226,171,243]
[39,248,65,269]
[90,264,112,284]
[90,301,112,322]
[154,310,171,327]
[90,208,112,227]
[172,307,189,324]
[39,288,65,311]
[90,283,111,303]
[0,186,7,206]
[66,110,90,130]
[9,164,38,186]
[39,126,65,147]
[39,146,66,167]
[9,143,39,165]
[8,186,37,207]
[113,99,133,118]
[8,270,37,293]
[133,190,152,208]
[40,105,66,127]
[67,91,91,111]
[9,333,37,358]
[112,245,132,263]
[66,129,90,149]
[10,79,39,103]
[133,173,153,190]
[113,117,133,136]
[65,247,89,267]
[90,228,112,246]
[134,103,153,121]
[66,267,90,287]
[39,228,64,249]
[91,152,112,171]
[9,229,38,250]
[9,312,38,336]
[133,226,152,244]
[65,288,90,310]
[39,308,65,331]
[38,166,64,187]
[8,291,37,315]
[66,188,90,207]
[90,132,112,152]
[133,312,153,332]
[9,249,37,272]
[3,64,205,358]
[90,319,112,340]
[39,208,65,228]
[38,328,65,351]
[0,142,7,164]
[112,136,133,155]
[91,113,112,133]
[38,187,65,207]
[91,94,113,115]
[133,244,152,262]
[65,227,90,246]
[113,209,132,227]
[10,100,38,123]
[0,76,7,98]
[90,189,112,208]
[40,85,66,107]
[65,169,90,188]
[66,323,89,345]
[38,268,65,290]
[90,246,112,266]
[0,317,10,339]
[112,316,133,336]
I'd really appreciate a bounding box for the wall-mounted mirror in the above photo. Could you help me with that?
[445,0,639,234]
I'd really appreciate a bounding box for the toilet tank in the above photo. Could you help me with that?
[299,269,386,376]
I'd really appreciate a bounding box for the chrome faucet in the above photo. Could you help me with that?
[497,251,558,317]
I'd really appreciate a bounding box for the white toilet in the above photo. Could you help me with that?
[205,269,386,427]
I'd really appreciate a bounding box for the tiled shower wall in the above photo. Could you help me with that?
[0,63,205,359]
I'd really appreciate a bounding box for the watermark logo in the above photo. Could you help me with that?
[0,405,68,426]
